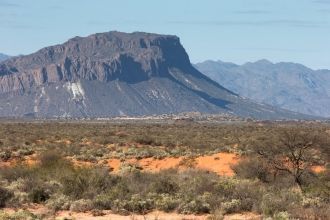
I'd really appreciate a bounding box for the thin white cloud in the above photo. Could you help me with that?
[168,19,328,28]
[318,9,330,13]
[313,0,330,4]
[234,10,271,14]
[0,0,20,7]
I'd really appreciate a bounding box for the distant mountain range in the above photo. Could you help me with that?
[195,60,330,118]
[0,32,316,119]
[0,53,10,62]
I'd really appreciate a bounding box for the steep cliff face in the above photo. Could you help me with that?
[0,31,315,119]
[0,32,193,93]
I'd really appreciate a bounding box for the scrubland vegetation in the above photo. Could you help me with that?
[0,121,329,219]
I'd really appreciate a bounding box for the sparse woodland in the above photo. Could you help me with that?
[0,121,329,219]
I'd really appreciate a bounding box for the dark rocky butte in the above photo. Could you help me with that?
[0,31,315,119]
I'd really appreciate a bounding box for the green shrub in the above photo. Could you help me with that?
[154,194,179,212]
[261,190,301,217]
[150,178,178,195]
[70,199,93,212]
[113,194,154,214]
[38,150,63,168]
[0,150,11,162]
[28,188,50,203]
[178,197,210,214]
[220,199,241,214]
[288,205,330,219]
[61,168,117,199]
[93,194,114,210]
[0,210,41,220]
[46,194,71,211]
[207,209,225,220]
[231,179,264,212]
[0,165,31,182]
[119,163,143,174]
[0,187,13,208]
[272,211,290,220]
[233,157,272,183]
[134,136,155,145]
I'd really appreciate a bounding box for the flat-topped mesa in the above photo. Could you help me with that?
[0,31,191,93]
[0,31,315,120]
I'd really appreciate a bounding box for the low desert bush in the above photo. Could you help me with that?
[0,210,41,220]
[70,199,93,212]
[61,167,118,200]
[261,190,301,217]
[0,150,11,162]
[46,194,71,211]
[0,187,13,207]
[154,194,179,212]
[289,205,330,219]
[112,194,154,214]
[232,157,273,183]
[28,188,50,203]
[150,177,179,195]
[134,135,157,146]
[178,196,211,214]
[93,194,114,210]
[220,199,241,214]
[0,122,328,220]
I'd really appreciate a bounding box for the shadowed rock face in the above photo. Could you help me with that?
[0,32,193,92]
[0,31,316,119]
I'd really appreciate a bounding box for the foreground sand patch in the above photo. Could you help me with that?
[138,157,182,172]
[196,153,239,176]
[107,152,239,176]
[3,209,260,220]
[56,210,209,220]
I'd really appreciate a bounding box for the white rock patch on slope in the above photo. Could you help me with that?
[65,82,85,99]
[34,87,49,113]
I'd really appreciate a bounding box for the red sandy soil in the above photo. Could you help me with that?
[0,161,12,168]
[2,207,261,220]
[107,152,239,176]
[30,138,328,176]
[0,154,37,168]
[137,157,183,172]
[71,158,94,168]
[196,153,238,176]
[107,158,122,171]
[0,138,326,178]
[57,210,209,220]
[311,165,326,173]
[1,149,325,177]
[1,150,325,178]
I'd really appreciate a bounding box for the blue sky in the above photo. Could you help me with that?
[0,0,329,69]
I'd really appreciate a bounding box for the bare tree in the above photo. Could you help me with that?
[255,128,323,188]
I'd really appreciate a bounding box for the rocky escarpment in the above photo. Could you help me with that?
[0,31,316,119]
[0,32,192,94]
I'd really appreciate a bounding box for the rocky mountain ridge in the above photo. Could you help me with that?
[0,32,316,119]
[0,53,10,62]
[195,60,330,117]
